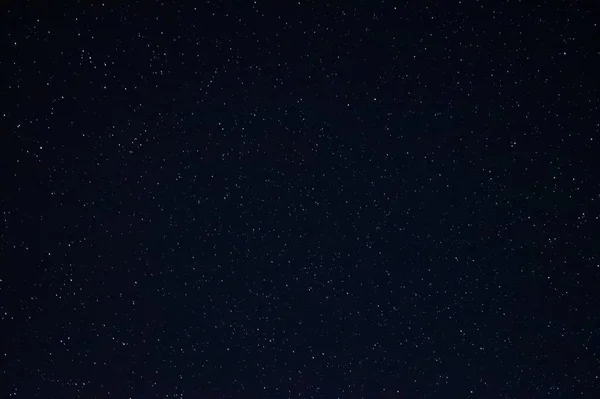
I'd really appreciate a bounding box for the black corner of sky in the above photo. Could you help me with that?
[1,1,599,398]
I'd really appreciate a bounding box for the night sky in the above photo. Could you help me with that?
[1,1,599,398]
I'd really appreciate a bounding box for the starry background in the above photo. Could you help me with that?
[1,1,599,398]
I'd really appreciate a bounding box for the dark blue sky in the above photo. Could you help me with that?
[1,1,598,398]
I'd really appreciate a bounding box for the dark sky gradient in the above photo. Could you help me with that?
[1,1,599,398]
